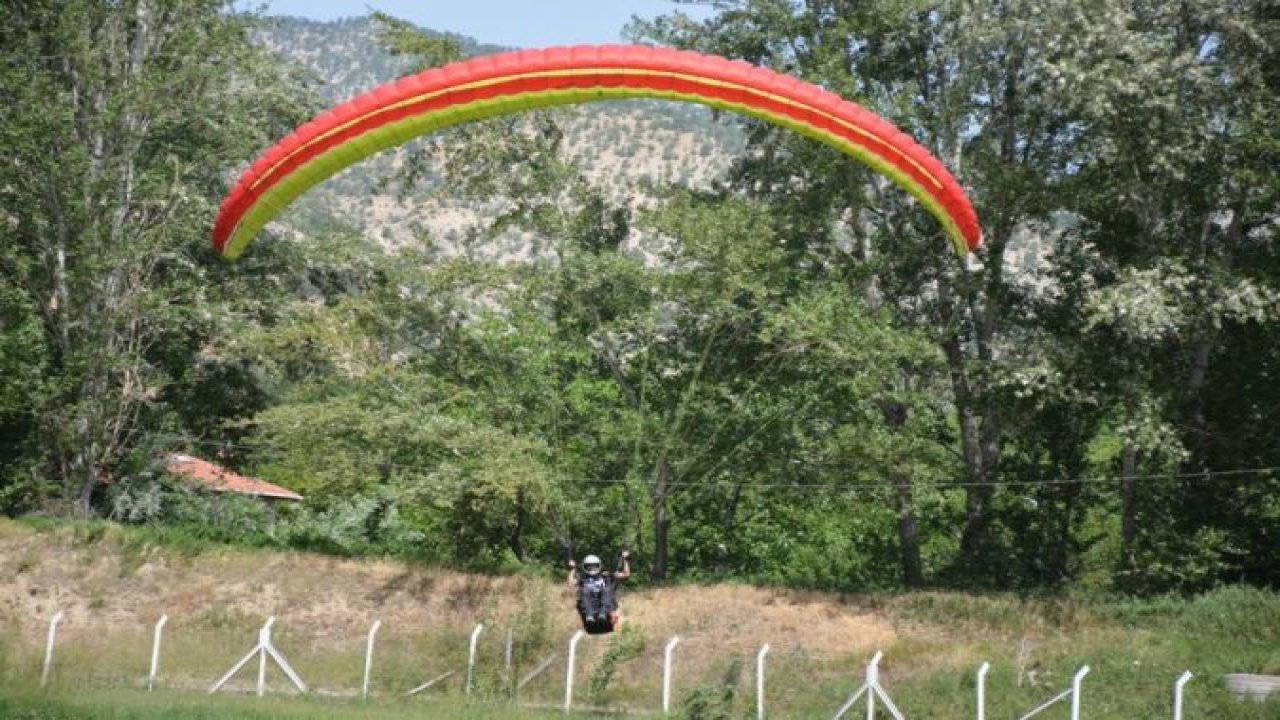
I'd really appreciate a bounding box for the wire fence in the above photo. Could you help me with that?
[3,608,1224,719]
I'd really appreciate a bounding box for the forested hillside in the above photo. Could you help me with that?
[1,0,1278,599]
[255,16,746,250]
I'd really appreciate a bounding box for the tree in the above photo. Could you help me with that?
[633,0,1092,582]
[758,286,959,587]
[0,282,51,512]
[1060,0,1280,590]
[0,0,310,513]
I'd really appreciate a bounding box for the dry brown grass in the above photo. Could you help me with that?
[0,520,899,705]
[5,521,1276,718]
[624,583,895,660]
[0,522,895,661]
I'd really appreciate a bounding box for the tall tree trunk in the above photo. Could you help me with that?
[73,442,98,517]
[1185,338,1213,470]
[650,456,670,583]
[1119,439,1138,570]
[1047,481,1083,584]
[509,489,528,563]
[73,373,107,516]
[943,333,996,563]
[891,471,925,588]
[878,388,925,588]
[714,483,745,574]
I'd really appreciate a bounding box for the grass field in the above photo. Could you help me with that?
[1,519,1278,718]
[0,686,577,719]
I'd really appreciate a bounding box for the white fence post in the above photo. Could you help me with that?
[362,619,381,700]
[39,609,1192,717]
[264,626,307,693]
[1017,665,1089,720]
[831,650,904,720]
[41,610,65,688]
[565,629,585,712]
[1069,665,1090,720]
[210,615,307,696]
[662,635,682,714]
[976,661,991,720]
[256,617,275,697]
[756,643,770,720]
[1173,671,1193,720]
[831,652,874,720]
[505,628,514,689]
[148,615,169,691]
[466,623,484,695]
[865,651,882,720]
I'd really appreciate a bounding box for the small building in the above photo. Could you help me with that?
[165,453,303,534]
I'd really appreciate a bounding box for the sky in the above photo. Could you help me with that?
[252,1,713,49]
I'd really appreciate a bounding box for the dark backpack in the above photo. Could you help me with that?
[579,573,615,614]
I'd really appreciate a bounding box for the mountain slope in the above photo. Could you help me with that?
[251,16,745,252]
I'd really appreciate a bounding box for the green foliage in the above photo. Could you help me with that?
[586,623,647,701]
[1118,525,1245,595]
[1095,585,1280,641]
[106,476,273,547]
[630,0,1280,593]
[369,11,465,71]
[0,0,313,512]
[674,655,742,720]
[0,283,47,411]
[282,492,425,557]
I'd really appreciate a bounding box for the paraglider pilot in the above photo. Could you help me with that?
[568,550,630,634]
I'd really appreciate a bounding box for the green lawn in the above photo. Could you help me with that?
[0,686,583,720]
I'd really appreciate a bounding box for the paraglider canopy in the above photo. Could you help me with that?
[213,45,981,259]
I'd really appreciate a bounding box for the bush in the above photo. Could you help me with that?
[676,681,739,720]
[279,493,426,556]
[1116,526,1244,594]
[106,477,274,546]
[587,623,647,701]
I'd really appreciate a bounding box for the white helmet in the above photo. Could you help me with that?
[582,554,602,575]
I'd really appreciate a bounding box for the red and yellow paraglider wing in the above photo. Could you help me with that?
[213,45,981,259]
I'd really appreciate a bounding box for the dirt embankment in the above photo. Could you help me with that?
[0,520,894,662]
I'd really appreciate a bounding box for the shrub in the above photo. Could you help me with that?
[279,493,426,556]
[106,476,273,545]
[587,623,647,701]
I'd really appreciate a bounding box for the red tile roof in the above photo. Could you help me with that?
[165,453,303,502]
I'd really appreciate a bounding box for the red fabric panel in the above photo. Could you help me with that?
[214,45,980,255]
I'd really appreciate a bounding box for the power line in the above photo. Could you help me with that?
[154,435,1280,493]
[506,467,1275,491]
